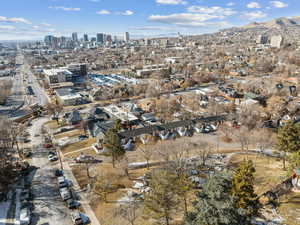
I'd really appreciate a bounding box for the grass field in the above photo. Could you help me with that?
[54,129,83,140]
[229,154,286,195]
[278,192,300,225]
[61,138,97,154]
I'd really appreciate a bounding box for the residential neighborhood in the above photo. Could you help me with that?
[1,2,300,225]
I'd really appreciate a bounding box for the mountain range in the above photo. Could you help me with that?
[243,16,300,29]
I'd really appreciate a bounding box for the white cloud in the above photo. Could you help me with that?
[187,6,236,16]
[40,23,52,27]
[148,13,231,27]
[270,1,288,8]
[49,6,81,11]
[96,10,111,15]
[243,11,267,20]
[120,10,134,16]
[156,0,187,5]
[0,16,31,24]
[247,2,261,8]
[0,25,16,30]
[129,26,177,31]
[226,2,235,6]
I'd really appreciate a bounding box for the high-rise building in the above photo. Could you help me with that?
[124,32,130,42]
[144,38,151,46]
[106,35,112,42]
[270,35,283,48]
[91,37,97,42]
[44,35,54,46]
[96,33,104,43]
[83,34,89,42]
[256,35,268,44]
[72,32,78,42]
[114,36,118,43]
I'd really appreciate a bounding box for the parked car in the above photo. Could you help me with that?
[57,176,68,188]
[71,212,90,225]
[48,151,56,156]
[48,154,58,162]
[23,151,32,158]
[44,143,53,148]
[24,139,31,143]
[55,169,64,177]
[78,135,88,141]
[75,155,97,163]
[20,207,31,225]
[66,198,80,209]
[59,187,72,201]
[20,190,31,202]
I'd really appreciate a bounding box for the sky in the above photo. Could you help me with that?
[0,0,299,40]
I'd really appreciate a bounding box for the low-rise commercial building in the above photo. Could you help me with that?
[56,88,83,106]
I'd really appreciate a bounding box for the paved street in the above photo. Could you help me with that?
[28,118,73,225]
[22,58,49,106]
[0,52,49,120]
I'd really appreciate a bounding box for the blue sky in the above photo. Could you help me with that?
[0,0,298,40]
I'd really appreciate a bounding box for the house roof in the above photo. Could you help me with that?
[118,115,225,139]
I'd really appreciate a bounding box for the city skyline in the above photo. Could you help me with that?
[0,0,298,40]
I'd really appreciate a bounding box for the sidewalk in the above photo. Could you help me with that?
[61,157,101,225]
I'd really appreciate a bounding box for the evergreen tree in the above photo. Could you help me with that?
[288,151,300,172]
[185,172,246,225]
[277,121,300,169]
[231,160,260,219]
[103,121,125,168]
[144,169,179,225]
[175,171,194,215]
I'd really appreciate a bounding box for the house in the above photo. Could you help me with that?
[89,120,115,140]
[67,110,82,125]
[88,107,110,120]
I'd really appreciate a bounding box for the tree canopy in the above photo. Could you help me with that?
[231,160,260,218]
[185,172,247,225]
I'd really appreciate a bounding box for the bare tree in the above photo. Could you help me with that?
[196,140,214,166]
[140,145,154,170]
[252,128,275,152]
[115,201,142,225]
[232,126,253,152]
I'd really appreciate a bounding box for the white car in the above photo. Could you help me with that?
[20,208,31,225]
[48,154,58,162]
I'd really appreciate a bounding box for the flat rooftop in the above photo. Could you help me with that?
[44,68,72,76]
[103,105,138,122]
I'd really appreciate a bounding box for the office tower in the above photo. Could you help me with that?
[124,32,130,42]
[270,35,283,48]
[72,32,78,42]
[44,35,54,46]
[114,36,118,43]
[83,34,89,42]
[145,38,151,46]
[106,35,112,42]
[91,37,96,42]
[256,35,268,44]
[60,36,67,45]
[96,33,104,43]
